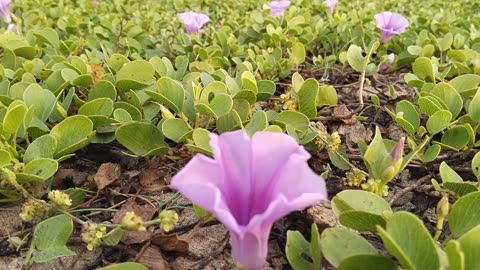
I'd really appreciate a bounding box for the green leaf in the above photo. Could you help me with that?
[115,60,155,91]
[16,158,58,183]
[338,254,396,270]
[418,96,442,116]
[416,144,441,163]
[449,192,480,238]
[97,262,148,270]
[456,225,480,270]
[377,212,440,270]
[321,228,378,268]
[413,57,435,82]
[78,98,114,117]
[328,146,350,170]
[468,89,480,123]
[439,125,469,150]
[395,100,420,133]
[339,211,388,232]
[272,111,310,131]
[89,80,117,101]
[472,152,480,181]
[290,42,306,65]
[50,115,95,159]
[439,162,463,183]
[317,85,338,106]
[298,78,319,118]
[446,240,464,270]
[103,228,125,246]
[450,74,480,95]
[153,77,185,113]
[332,190,392,216]
[216,110,243,133]
[4,103,26,135]
[161,118,193,143]
[432,82,463,119]
[32,247,76,263]
[23,135,57,164]
[32,214,72,248]
[34,28,60,47]
[241,71,258,94]
[443,182,478,197]
[245,111,268,137]
[0,150,11,168]
[426,110,452,135]
[115,122,168,158]
[363,126,389,179]
[256,80,276,101]
[286,230,315,270]
[347,45,365,72]
[185,128,212,155]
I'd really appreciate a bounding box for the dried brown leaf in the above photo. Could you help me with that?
[151,233,189,254]
[94,163,121,191]
[137,245,170,270]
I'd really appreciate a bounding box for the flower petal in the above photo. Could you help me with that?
[230,228,270,270]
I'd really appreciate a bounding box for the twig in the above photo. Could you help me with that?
[388,174,432,205]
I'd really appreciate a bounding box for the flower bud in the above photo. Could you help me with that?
[436,195,449,218]
[159,209,178,232]
[120,211,146,232]
[82,224,107,250]
[48,190,72,209]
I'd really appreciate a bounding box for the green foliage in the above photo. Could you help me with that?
[31,215,75,263]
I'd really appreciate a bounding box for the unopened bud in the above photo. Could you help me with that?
[48,190,72,209]
[159,209,179,232]
[120,211,146,232]
[436,195,449,218]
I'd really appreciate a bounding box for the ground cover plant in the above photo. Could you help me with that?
[1,0,480,269]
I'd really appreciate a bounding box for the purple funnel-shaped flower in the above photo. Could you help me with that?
[0,0,11,24]
[374,12,409,43]
[324,0,338,14]
[171,130,327,270]
[178,11,210,35]
[263,0,290,17]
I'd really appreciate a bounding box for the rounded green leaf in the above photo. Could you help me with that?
[298,78,319,118]
[148,77,185,113]
[338,254,397,270]
[115,60,155,91]
[272,111,310,131]
[115,122,167,158]
[290,42,306,65]
[317,85,338,106]
[426,110,452,135]
[4,103,26,135]
[449,192,480,238]
[257,80,276,101]
[245,111,268,137]
[78,98,114,117]
[456,225,480,270]
[321,228,378,268]
[432,82,463,119]
[50,115,95,158]
[416,144,441,163]
[339,211,387,232]
[347,45,365,72]
[161,118,193,143]
[332,190,392,216]
[17,158,58,183]
[23,134,57,164]
[97,262,148,270]
[439,125,469,150]
[450,74,480,95]
[413,57,435,82]
[396,100,420,132]
[377,211,440,270]
[89,80,117,101]
[418,96,443,116]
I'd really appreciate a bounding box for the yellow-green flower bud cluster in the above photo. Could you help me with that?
[121,211,146,232]
[48,190,72,209]
[280,92,297,111]
[159,209,179,232]
[81,224,107,250]
[327,132,341,152]
[19,199,47,222]
[346,167,366,187]
[361,179,389,196]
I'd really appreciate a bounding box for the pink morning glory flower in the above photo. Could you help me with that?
[178,11,210,35]
[170,130,327,270]
[263,0,290,17]
[379,53,395,73]
[374,12,409,43]
[324,0,338,14]
[0,0,11,24]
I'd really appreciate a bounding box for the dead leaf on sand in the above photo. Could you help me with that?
[137,245,171,270]
[94,163,121,191]
[151,233,189,254]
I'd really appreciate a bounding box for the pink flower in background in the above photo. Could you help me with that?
[263,0,290,17]
[171,130,327,270]
[0,0,11,24]
[379,53,395,73]
[374,12,409,43]
[178,11,210,35]
[324,0,338,14]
